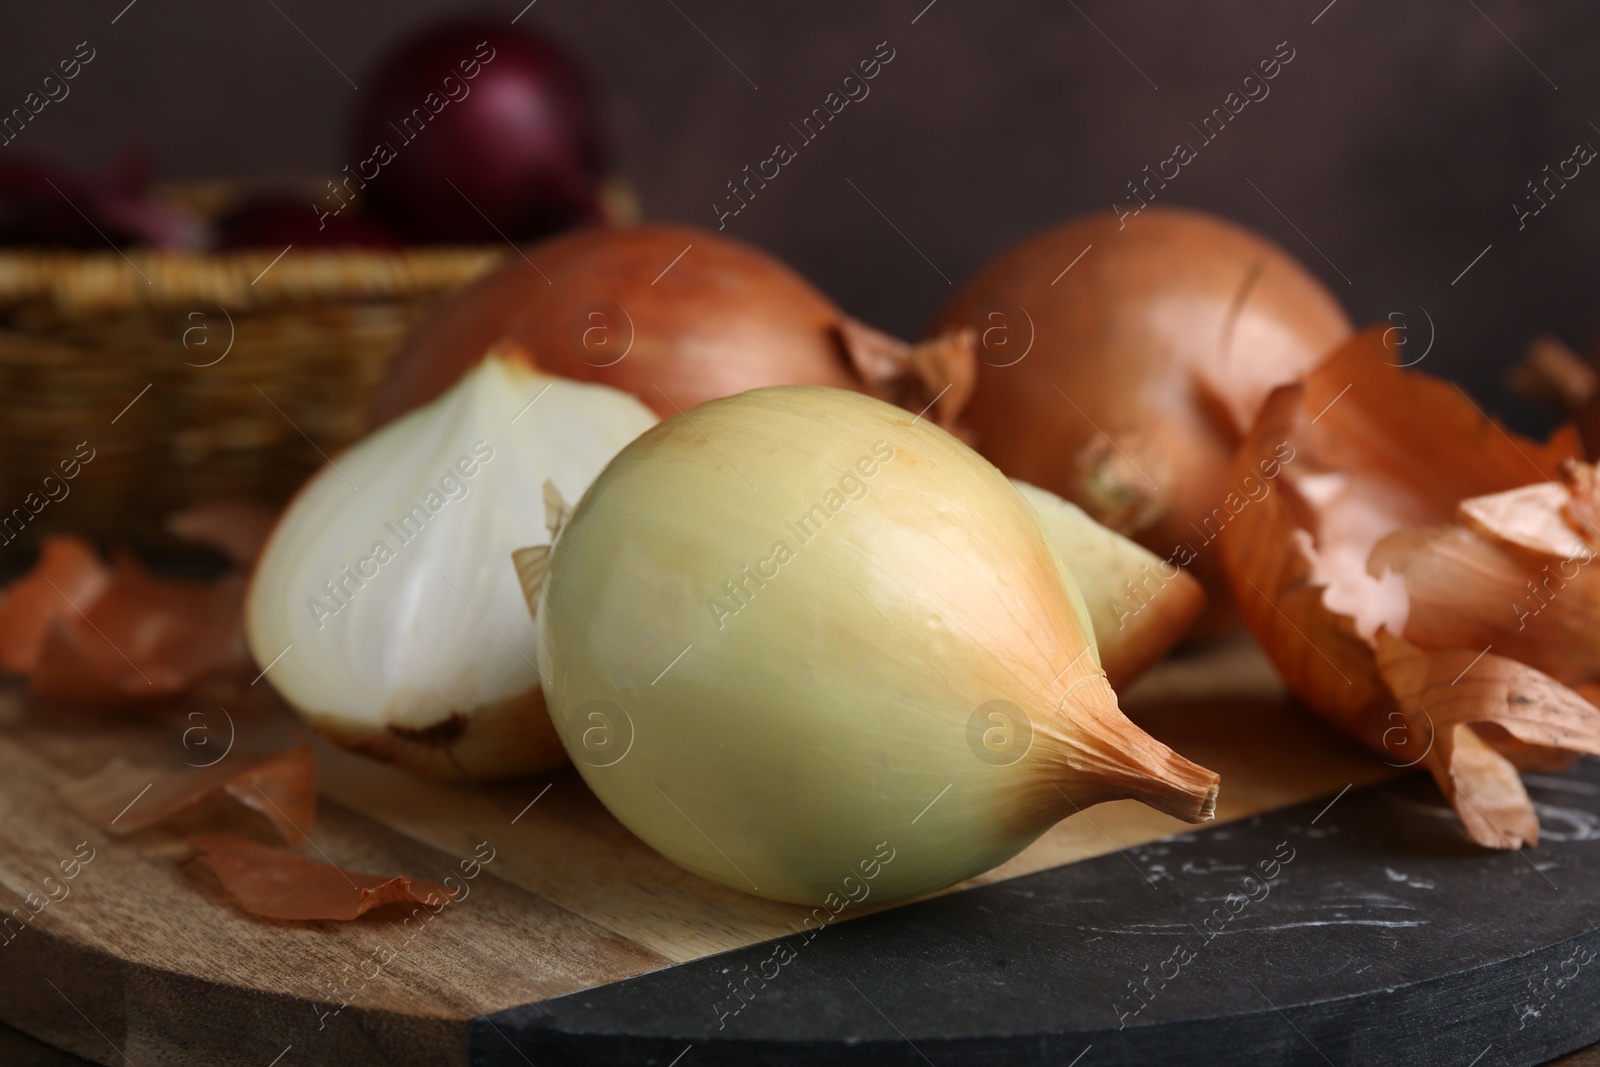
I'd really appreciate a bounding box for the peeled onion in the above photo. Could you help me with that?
[371,223,976,434]
[928,206,1352,635]
[517,386,1218,904]
[246,346,655,780]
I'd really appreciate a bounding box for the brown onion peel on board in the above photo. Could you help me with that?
[1221,326,1600,847]
[927,206,1354,637]
[0,536,248,706]
[371,222,977,434]
[0,537,109,677]
[185,833,454,921]
[0,499,274,708]
[62,742,458,922]
[60,744,317,845]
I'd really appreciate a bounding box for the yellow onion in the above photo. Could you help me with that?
[246,345,656,780]
[1015,480,1205,689]
[516,386,1218,904]
[1222,327,1600,847]
[929,206,1352,636]
[372,223,976,435]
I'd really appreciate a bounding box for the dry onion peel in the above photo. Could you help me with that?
[60,744,316,844]
[1373,632,1600,846]
[1367,474,1600,682]
[1222,326,1599,847]
[0,537,106,676]
[0,536,246,706]
[517,386,1218,905]
[1511,334,1597,418]
[186,833,453,921]
[246,343,656,781]
[373,223,976,434]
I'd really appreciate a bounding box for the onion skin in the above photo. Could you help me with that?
[371,224,975,433]
[928,206,1352,636]
[1220,328,1600,848]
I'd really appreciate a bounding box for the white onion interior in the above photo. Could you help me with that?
[246,353,656,734]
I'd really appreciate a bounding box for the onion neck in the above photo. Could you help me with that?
[836,318,978,433]
[1073,434,1173,536]
[1043,680,1219,824]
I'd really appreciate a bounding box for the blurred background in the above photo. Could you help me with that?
[3,0,1597,434]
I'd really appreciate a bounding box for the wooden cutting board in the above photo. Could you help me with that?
[0,642,1408,1066]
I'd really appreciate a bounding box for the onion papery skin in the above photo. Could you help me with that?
[371,224,974,434]
[1221,328,1580,739]
[1219,328,1600,847]
[246,351,656,780]
[528,386,1218,905]
[928,206,1352,636]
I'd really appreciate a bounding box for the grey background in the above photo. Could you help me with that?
[6,0,1599,433]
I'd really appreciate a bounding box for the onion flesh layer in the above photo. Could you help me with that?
[247,349,656,780]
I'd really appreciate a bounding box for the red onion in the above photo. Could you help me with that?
[0,152,198,249]
[349,17,605,244]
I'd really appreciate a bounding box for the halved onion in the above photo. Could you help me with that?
[245,345,656,780]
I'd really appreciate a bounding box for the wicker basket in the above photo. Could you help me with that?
[0,237,505,547]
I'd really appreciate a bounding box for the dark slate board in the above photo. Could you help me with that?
[472,762,1600,1066]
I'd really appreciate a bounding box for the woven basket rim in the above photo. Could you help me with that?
[0,246,507,312]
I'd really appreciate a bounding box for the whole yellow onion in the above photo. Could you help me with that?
[517,386,1218,905]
